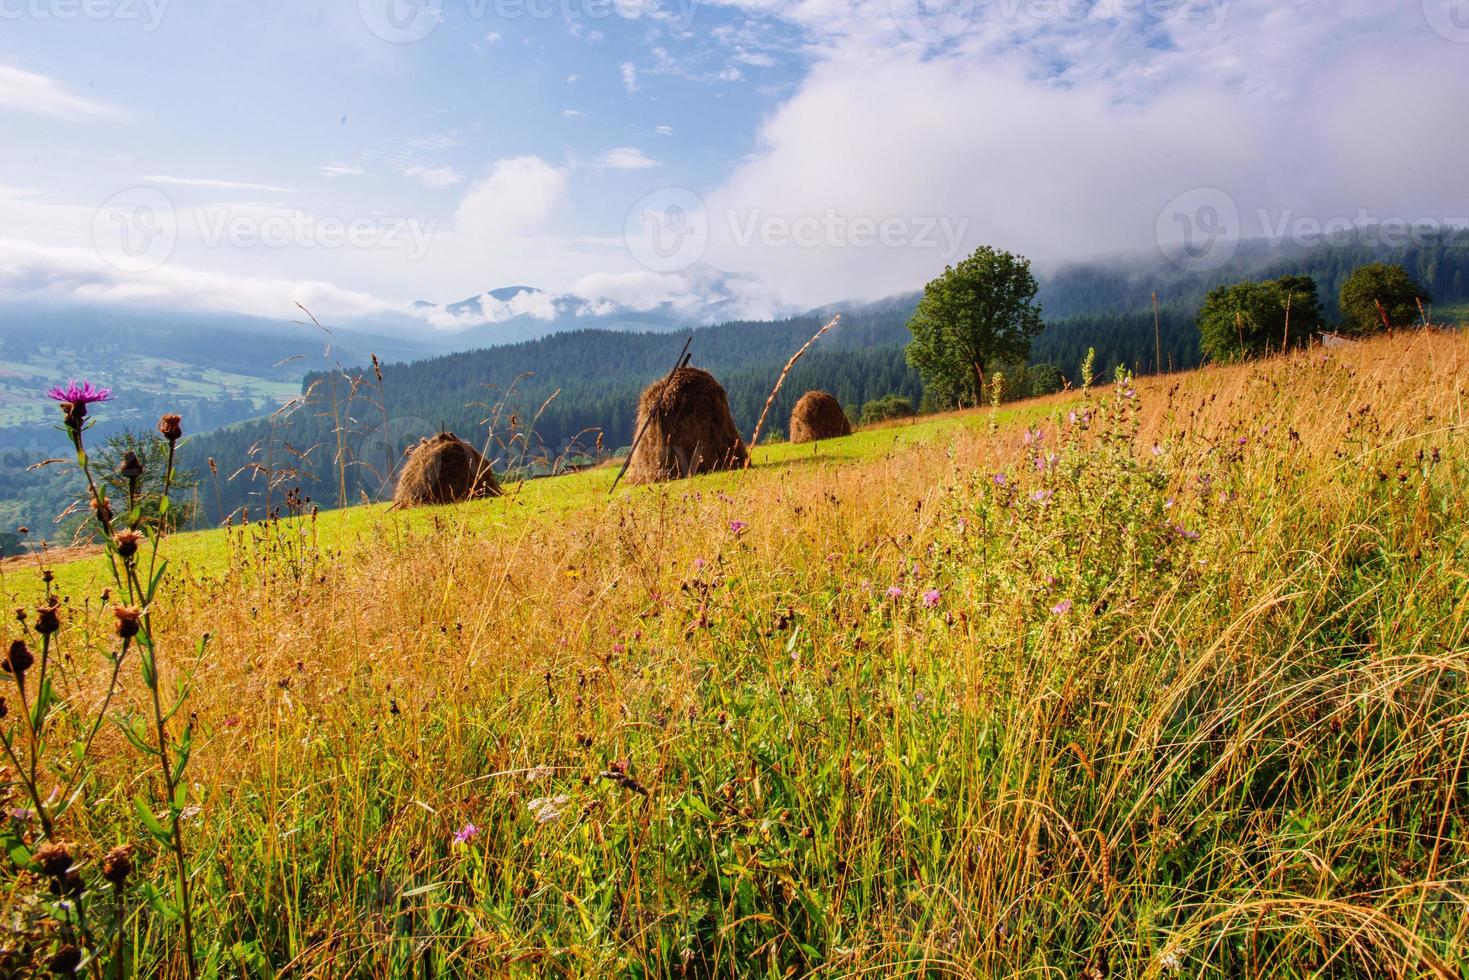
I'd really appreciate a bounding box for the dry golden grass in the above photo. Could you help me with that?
[5,330,1468,977]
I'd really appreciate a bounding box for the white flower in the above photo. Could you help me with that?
[527,795,570,824]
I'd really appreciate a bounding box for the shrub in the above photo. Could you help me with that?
[859,394,917,424]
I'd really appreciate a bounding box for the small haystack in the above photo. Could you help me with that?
[625,367,748,485]
[393,432,502,507]
[788,390,852,444]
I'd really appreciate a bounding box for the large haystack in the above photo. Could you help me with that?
[393,432,502,507]
[789,390,852,444]
[625,367,748,485]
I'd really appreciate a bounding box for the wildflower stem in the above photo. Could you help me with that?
[0,725,51,838]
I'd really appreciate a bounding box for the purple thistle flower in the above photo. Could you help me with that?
[46,380,112,405]
[885,585,904,599]
[922,589,941,608]
[729,520,748,535]
[452,822,479,845]
[693,557,706,571]
[1051,599,1073,616]
[993,472,1007,487]
[1030,489,1053,504]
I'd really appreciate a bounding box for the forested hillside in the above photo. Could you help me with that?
[10,234,1465,534]
[179,301,926,520]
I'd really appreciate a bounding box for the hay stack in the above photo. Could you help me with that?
[789,390,852,444]
[625,367,748,484]
[392,432,501,507]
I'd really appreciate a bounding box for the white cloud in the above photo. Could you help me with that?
[484,31,501,43]
[595,147,659,170]
[688,0,1469,307]
[455,156,569,240]
[143,175,298,193]
[733,49,776,68]
[562,108,583,118]
[0,237,398,320]
[320,163,366,178]
[404,165,465,189]
[620,62,639,94]
[0,64,114,118]
[655,125,675,136]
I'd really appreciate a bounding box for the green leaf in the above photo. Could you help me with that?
[139,646,157,690]
[134,796,169,840]
[30,677,55,732]
[147,560,169,602]
[111,717,160,757]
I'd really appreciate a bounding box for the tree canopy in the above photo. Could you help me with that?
[1198,275,1325,362]
[1338,263,1432,334]
[905,246,1044,408]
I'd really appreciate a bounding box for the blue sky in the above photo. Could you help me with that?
[2,0,1467,327]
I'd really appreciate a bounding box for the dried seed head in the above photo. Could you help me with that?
[2,640,34,676]
[113,606,142,640]
[101,843,134,885]
[92,494,113,526]
[119,451,144,480]
[35,601,60,636]
[113,530,142,559]
[157,413,183,442]
[32,841,73,878]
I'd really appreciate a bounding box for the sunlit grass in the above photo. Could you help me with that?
[4,331,1467,977]
[40,399,1067,597]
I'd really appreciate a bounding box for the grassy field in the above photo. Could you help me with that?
[2,331,1467,977]
[27,401,1065,598]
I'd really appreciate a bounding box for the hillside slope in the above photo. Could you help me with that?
[7,330,1468,976]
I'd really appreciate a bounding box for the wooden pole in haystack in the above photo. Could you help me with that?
[609,335,693,494]
[744,314,841,467]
